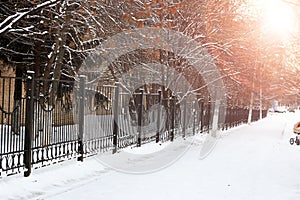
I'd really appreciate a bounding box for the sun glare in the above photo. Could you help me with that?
[261,0,298,37]
[244,0,298,39]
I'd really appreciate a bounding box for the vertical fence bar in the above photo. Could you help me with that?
[8,78,12,155]
[156,90,161,143]
[77,75,85,161]
[24,71,34,177]
[1,78,4,159]
[112,82,120,154]
[137,89,143,147]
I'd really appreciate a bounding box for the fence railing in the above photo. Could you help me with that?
[0,74,268,177]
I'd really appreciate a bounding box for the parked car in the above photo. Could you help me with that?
[288,108,295,112]
[271,106,287,113]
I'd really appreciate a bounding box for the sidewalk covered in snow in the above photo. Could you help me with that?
[1,112,300,200]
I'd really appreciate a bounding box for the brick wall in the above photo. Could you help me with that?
[0,60,17,125]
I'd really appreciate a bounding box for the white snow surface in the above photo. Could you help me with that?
[1,112,300,200]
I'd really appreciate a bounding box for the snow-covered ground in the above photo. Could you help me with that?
[1,112,300,200]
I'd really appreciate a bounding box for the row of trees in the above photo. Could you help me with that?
[1,0,300,110]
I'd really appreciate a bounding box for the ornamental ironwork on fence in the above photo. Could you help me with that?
[0,73,267,177]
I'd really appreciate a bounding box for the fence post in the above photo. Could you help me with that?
[169,95,175,141]
[77,75,86,162]
[231,107,235,127]
[192,101,196,135]
[200,100,204,133]
[208,102,211,133]
[24,71,35,177]
[137,89,143,147]
[156,90,161,143]
[182,97,187,138]
[112,82,120,154]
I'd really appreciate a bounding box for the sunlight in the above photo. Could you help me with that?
[261,0,298,38]
[242,0,298,39]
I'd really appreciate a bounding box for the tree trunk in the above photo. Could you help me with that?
[248,65,256,125]
[40,3,70,145]
[247,91,254,124]
[259,65,263,120]
[211,100,220,137]
[259,85,262,120]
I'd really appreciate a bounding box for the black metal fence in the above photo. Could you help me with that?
[0,74,268,177]
[0,76,26,176]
